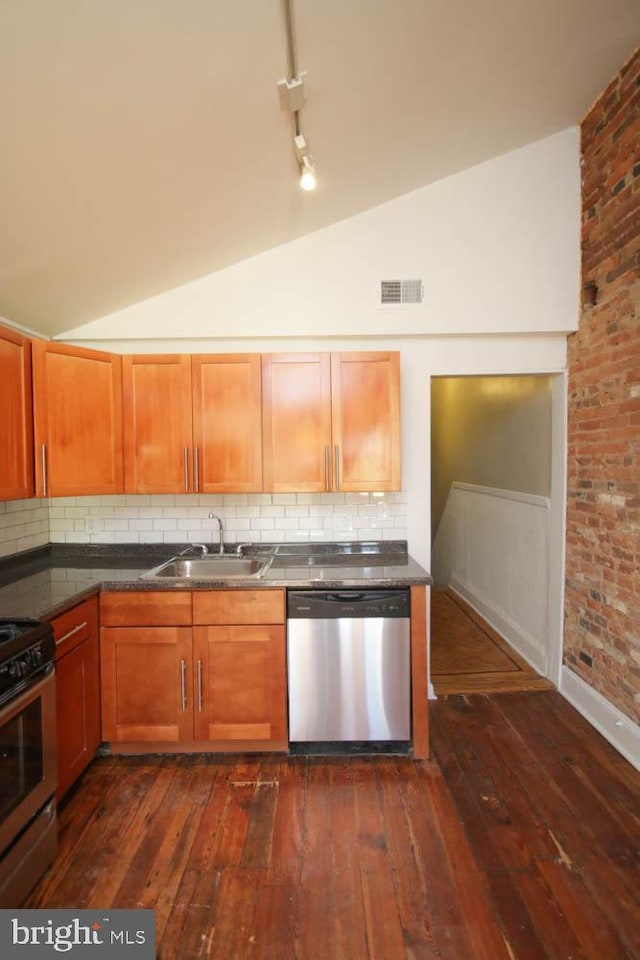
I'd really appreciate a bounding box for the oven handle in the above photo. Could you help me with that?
[0,665,55,722]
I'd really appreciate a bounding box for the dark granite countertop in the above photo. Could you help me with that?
[0,542,432,621]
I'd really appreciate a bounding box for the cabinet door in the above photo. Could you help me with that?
[192,354,262,493]
[52,596,100,800]
[262,353,332,492]
[0,326,34,500]
[331,351,401,492]
[193,624,286,742]
[56,638,101,800]
[32,341,124,497]
[100,627,193,742]
[123,355,193,493]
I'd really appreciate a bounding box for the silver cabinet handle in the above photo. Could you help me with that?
[325,445,330,491]
[197,660,203,712]
[57,621,88,645]
[41,444,48,498]
[334,444,340,491]
[184,446,189,492]
[180,659,187,711]
[194,446,200,493]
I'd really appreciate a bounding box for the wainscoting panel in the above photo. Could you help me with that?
[432,482,550,674]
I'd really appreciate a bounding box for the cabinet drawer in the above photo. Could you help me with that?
[193,589,285,625]
[100,591,192,626]
[51,595,99,659]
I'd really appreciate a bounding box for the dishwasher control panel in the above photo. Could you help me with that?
[287,589,410,619]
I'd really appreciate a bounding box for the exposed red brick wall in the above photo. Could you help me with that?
[564,48,639,721]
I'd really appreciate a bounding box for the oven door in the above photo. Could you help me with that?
[0,668,57,857]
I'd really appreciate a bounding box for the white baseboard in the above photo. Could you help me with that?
[560,666,640,772]
[450,578,546,675]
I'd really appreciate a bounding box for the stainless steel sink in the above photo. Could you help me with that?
[142,554,272,580]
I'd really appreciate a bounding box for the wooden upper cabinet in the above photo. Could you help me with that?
[262,353,332,492]
[192,354,262,493]
[32,341,124,498]
[331,352,401,492]
[0,325,34,500]
[123,355,193,494]
[263,350,401,492]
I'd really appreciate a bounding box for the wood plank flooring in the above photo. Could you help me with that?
[27,691,640,959]
[431,589,553,695]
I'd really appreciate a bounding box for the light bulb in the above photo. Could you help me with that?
[299,157,316,191]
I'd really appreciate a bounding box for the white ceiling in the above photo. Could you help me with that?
[1,0,638,338]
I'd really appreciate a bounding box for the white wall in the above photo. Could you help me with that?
[433,483,551,674]
[61,129,580,342]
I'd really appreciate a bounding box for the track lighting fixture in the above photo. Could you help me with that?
[278,0,318,192]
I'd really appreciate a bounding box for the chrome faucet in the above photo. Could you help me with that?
[178,543,208,558]
[209,512,225,554]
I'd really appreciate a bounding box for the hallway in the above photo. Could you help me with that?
[430,588,553,696]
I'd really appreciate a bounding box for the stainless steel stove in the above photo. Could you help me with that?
[0,617,57,907]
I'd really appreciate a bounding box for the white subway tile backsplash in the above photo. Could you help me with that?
[223,495,248,506]
[123,495,152,506]
[236,506,261,519]
[163,531,185,543]
[250,518,275,530]
[309,505,333,517]
[109,531,140,544]
[227,518,251,531]
[285,506,310,518]
[89,532,116,544]
[152,518,178,530]
[139,530,159,543]
[0,492,407,550]
[258,505,285,518]
[129,519,153,531]
[104,519,132,531]
[0,499,50,554]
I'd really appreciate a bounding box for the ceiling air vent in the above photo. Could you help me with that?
[379,278,424,306]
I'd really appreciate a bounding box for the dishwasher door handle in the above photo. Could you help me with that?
[324,592,368,603]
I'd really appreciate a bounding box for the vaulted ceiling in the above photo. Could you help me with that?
[1,0,638,338]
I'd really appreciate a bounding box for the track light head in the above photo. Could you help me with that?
[299,156,316,191]
[294,134,317,191]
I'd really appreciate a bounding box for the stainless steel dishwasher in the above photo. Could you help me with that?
[287,589,411,751]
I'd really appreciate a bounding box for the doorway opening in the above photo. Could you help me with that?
[429,373,566,695]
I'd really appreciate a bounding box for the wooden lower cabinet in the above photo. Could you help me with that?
[99,589,287,750]
[101,626,193,742]
[193,625,286,741]
[52,596,101,800]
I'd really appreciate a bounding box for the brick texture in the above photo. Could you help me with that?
[564,48,640,722]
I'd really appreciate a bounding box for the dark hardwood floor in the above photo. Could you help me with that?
[28,691,640,959]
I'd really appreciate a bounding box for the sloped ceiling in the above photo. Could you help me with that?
[1,0,638,338]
